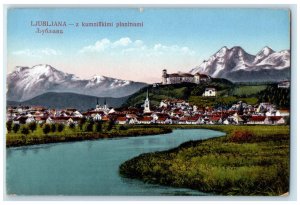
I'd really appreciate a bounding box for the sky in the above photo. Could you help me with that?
[7,8,290,83]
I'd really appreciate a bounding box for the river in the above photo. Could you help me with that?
[6,129,225,196]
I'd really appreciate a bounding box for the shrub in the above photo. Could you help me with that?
[229,130,253,143]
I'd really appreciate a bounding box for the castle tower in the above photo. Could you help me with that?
[162,69,168,85]
[143,89,151,113]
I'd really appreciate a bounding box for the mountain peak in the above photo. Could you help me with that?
[90,75,107,83]
[189,46,290,82]
[7,64,147,101]
[259,46,274,56]
[215,46,229,57]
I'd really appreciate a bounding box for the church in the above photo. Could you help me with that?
[162,69,211,85]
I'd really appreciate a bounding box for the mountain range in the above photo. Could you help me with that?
[7,92,129,111]
[7,64,147,101]
[190,46,290,82]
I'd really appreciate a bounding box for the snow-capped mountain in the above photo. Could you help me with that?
[190,46,290,82]
[7,64,147,101]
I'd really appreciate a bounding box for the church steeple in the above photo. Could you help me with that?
[96,98,100,109]
[146,89,149,100]
[143,89,151,113]
[104,98,107,109]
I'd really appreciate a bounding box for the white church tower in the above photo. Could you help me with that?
[143,89,151,113]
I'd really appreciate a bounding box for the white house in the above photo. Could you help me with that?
[116,117,127,125]
[265,116,286,125]
[72,111,83,118]
[276,110,290,117]
[231,113,244,125]
[203,88,216,97]
[46,117,53,124]
[93,113,102,121]
[25,116,35,124]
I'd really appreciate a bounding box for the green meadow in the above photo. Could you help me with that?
[120,125,290,196]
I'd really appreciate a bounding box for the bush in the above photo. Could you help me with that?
[229,130,253,143]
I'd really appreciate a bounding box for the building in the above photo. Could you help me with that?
[95,98,110,113]
[203,88,216,97]
[162,69,210,85]
[278,81,290,88]
[143,89,151,113]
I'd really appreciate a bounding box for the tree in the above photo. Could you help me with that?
[94,121,102,132]
[84,122,94,132]
[21,126,30,135]
[107,118,116,131]
[6,121,13,133]
[28,122,37,133]
[57,123,65,132]
[69,123,75,129]
[12,123,20,133]
[119,125,127,131]
[79,117,87,130]
[50,123,57,132]
[43,124,51,135]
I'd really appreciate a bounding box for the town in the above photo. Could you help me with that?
[6,88,289,127]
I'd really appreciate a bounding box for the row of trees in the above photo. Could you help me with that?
[79,119,116,133]
[6,118,117,135]
[6,121,65,135]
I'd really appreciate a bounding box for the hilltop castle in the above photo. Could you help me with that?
[162,69,211,85]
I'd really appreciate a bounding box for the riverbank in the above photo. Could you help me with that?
[6,126,172,147]
[119,125,290,196]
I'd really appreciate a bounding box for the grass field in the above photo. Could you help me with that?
[232,85,267,96]
[188,96,259,107]
[6,125,172,147]
[119,125,290,196]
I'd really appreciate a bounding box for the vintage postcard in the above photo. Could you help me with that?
[5,7,291,197]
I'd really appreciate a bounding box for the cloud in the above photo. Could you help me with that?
[78,37,195,56]
[12,48,62,57]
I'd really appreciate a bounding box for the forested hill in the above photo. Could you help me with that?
[122,79,290,109]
